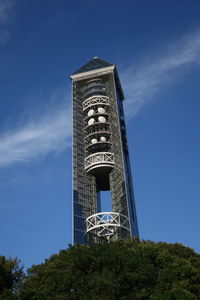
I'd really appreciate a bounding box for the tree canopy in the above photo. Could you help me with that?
[18,239,200,300]
[0,256,24,300]
[1,240,200,299]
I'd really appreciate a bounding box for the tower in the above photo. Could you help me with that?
[70,57,139,244]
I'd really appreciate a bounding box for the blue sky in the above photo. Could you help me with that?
[0,0,200,269]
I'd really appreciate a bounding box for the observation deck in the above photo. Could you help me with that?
[85,141,112,152]
[84,121,110,133]
[85,152,114,173]
[84,130,111,141]
[85,152,114,190]
[86,212,130,241]
[83,95,110,111]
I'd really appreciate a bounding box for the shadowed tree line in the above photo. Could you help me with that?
[1,239,200,299]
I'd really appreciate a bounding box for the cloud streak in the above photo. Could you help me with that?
[0,102,71,167]
[0,0,14,23]
[0,0,15,45]
[121,29,200,117]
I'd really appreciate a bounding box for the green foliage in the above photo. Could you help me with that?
[0,256,24,299]
[19,239,200,299]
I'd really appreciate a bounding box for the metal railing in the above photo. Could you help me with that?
[86,212,130,239]
[85,152,114,171]
[83,96,109,111]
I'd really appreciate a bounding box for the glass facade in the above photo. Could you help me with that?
[71,57,139,244]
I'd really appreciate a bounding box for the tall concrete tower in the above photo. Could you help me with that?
[70,57,139,244]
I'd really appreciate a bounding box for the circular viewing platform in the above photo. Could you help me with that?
[86,212,130,240]
[84,121,110,133]
[85,152,114,190]
[83,95,110,111]
[85,152,114,174]
[85,141,112,152]
[84,130,111,142]
[84,112,109,123]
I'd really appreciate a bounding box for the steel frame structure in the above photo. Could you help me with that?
[70,57,139,244]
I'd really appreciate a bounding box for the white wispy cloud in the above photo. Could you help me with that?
[0,101,71,167]
[0,0,15,44]
[121,29,200,117]
[0,0,14,23]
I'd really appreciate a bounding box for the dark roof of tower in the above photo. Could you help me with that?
[72,57,114,75]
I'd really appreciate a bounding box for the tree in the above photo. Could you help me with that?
[20,239,200,299]
[0,256,24,299]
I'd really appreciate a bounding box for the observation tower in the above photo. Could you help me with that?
[70,57,139,244]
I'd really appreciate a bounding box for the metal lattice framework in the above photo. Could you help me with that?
[71,58,139,244]
[83,95,109,111]
[86,212,130,239]
[85,152,114,172]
